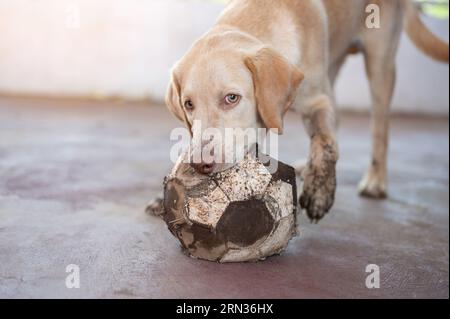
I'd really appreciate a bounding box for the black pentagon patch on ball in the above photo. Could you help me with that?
[267,160,297,217]
[216,199,275,247]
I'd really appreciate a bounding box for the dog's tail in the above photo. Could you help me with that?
[402,0,449,63]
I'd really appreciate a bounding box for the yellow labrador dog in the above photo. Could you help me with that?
[150,0,448,222]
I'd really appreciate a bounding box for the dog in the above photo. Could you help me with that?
[147,0,449,222]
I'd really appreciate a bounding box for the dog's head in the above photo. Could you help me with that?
[166,30,303,174]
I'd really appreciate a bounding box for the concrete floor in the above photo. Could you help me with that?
[0,96,448,299]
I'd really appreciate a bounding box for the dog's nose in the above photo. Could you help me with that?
[190,162,216,175]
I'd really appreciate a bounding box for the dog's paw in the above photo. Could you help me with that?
[299,164,336,223]
[145,197,164,217]
[358,169,387,199]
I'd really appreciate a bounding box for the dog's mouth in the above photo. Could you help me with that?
[189,143,263,176]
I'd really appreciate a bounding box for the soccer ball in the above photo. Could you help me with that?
[162,149,298,263]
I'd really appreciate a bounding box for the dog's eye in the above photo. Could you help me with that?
[225,94,241,106]
[184,100,194,111]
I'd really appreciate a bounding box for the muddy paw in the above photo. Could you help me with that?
[145,197,164,217]
[299,166,336,223]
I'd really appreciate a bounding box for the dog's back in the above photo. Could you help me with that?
[221,0,448,64]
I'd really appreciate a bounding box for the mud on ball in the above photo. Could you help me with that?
[162,151,298,263]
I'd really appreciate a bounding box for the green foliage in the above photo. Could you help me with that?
[415,0,449,19]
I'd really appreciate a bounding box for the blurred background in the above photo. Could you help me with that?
[0,0,448,114]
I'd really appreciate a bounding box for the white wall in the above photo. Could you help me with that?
[0,0,448,114]
[0,0,223,100]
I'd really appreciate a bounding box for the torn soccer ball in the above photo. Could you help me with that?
[162,149,298,263]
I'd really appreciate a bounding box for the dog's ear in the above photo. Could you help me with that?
[245,47,304,134]
[166,69,192,132]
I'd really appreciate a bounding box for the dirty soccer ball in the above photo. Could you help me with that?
[162,149,298,263]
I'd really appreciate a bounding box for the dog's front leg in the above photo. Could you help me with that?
[300,95,339,222]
